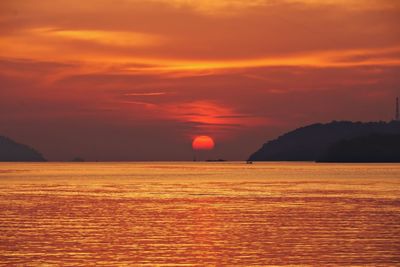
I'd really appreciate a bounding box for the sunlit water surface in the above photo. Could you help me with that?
[0,162,399,266]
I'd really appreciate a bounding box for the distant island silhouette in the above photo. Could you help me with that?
[206,159,226,162]
[71,157,85,162]
[0,135,46,162]
[249,121,400,162]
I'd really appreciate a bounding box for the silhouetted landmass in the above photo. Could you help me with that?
[0,135,46,162]
[71,157,85,162]
[249,121,400,161]
[317,134,400,162]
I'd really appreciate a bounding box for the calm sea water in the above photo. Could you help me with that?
[0,162,399,266]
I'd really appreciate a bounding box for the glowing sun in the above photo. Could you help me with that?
[192,135,215,150]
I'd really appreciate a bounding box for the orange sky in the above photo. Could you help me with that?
[1,0,400,160]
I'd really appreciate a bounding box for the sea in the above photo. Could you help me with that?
[0,162,399,266]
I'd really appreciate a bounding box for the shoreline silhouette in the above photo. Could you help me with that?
[249,120,400,163]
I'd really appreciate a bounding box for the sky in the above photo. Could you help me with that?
[1,0,400,161]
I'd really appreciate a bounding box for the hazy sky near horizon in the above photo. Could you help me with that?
[1,0,400,160]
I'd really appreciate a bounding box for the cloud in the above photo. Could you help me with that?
[34,27,164,47]
[124,92,169,96]
[147,0,400,16]
[117,99,267,137]
[1,0,399,67]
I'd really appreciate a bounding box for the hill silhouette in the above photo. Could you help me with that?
[318,134,400,162]
[0,135,46,162]
[249,121,400,162]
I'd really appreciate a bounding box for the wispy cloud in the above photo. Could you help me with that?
[124,92,169,96]
[1,0,399,71]
[33,28,165,47]
[164,101,267,134]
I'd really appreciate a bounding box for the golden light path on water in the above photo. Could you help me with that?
[0,162,399,266]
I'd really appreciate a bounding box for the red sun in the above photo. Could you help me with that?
[192,135,215,150]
